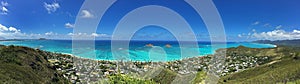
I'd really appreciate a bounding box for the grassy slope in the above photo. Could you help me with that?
[107,73,156,84]
[219,57,300,84]
[219,46,300,84]
[0,45,69,84]
[142,67,206,84]
[152,68,178,84]
[192,71,206,84]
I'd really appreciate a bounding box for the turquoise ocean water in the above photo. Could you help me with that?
[0,40,276,61]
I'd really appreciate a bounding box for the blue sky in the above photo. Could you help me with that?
[0,0,300,41]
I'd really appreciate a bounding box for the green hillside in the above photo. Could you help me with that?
[0,45,69,84]
[219,46,300,84]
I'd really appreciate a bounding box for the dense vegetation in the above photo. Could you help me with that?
[107,73,156,84]
[0,45,69,84]
[151,68,178,84]
[192,71,206,84]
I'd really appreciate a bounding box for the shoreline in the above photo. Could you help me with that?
[0,42,277,62]
[61,52,211,63]
[52,44,277,63]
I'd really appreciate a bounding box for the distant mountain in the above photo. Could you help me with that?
[0,39,24,41]
[0,37,5,40]
[254,39,300,47]
[0,45,69,83]
[253,40,272,43]
[39,38,47,40]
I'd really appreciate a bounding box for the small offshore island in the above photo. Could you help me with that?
[0,40,299,84]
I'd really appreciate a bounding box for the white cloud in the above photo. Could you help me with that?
[1,7,8,15]
[238,34,242,38]
[43,32,72,39]
[0,24,8,31]
[27,33,42,38]
[1,24,111,39]
[1,1,8,15]
[67,33,74,36]
[252,29,256,32]
[45,32,53,36]
[2,6,7,12]
[8,27,20,33]
[252,29,300,40]
[91,33,98,37]
[69,33,109,38]
[45,32,58,36]
[0,24,26,39]
[263,23,271,28]
[81,10,94,18]
[252,21,260,25]
[0,24,20,33]
[1,1,8,6]
[91,33,108,37]
[293,30,300,33]
[275,25,282,29]
[65,23,75,28]
[44,2,60,14]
